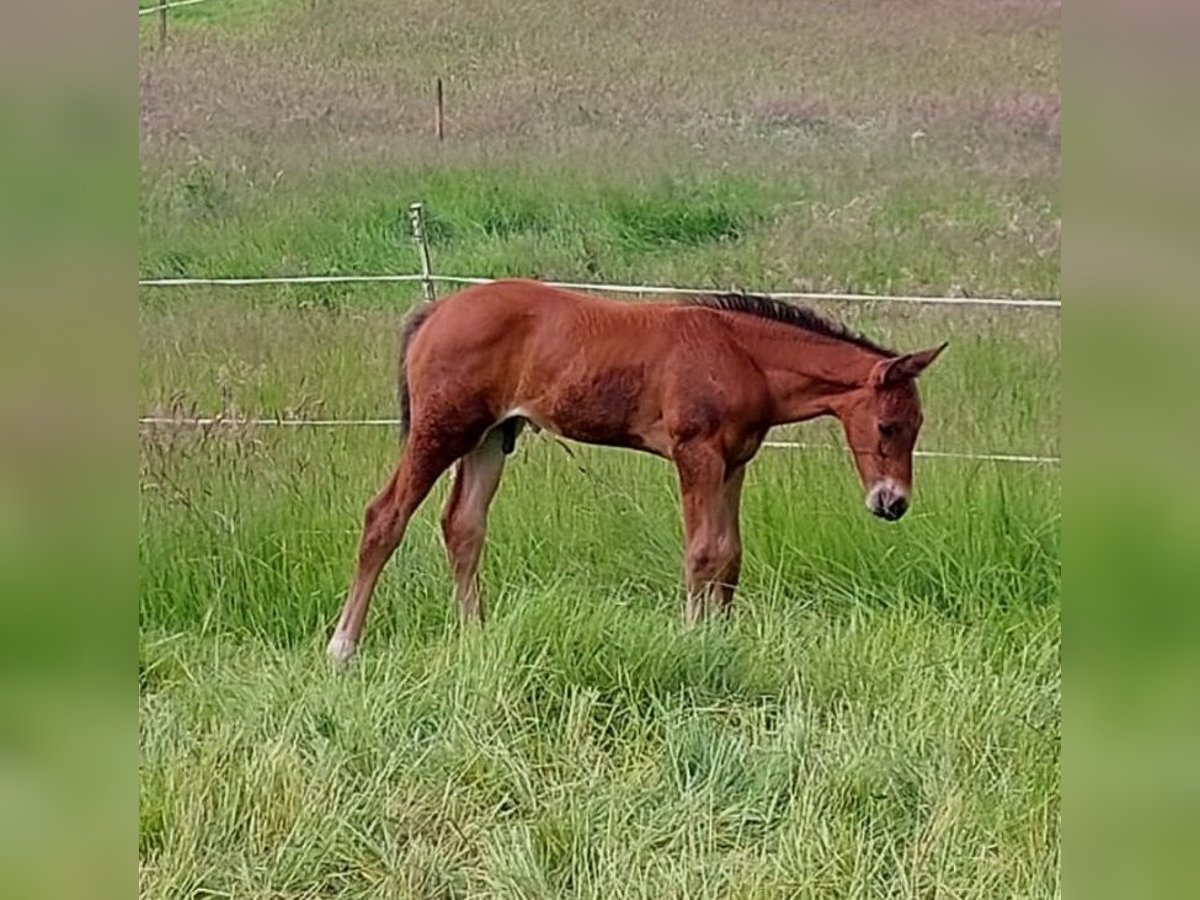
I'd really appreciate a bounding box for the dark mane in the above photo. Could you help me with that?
[689,292,896,357]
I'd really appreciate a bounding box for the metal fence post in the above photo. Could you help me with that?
[408,202,436,302]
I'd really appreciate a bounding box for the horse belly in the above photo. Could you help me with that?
[521,364,658,450]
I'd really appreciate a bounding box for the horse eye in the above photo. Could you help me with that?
[878,422,898,439]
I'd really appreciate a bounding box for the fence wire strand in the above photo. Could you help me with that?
[139,0,212,16]
[138,416,1060,465]
[138,272,1060,309]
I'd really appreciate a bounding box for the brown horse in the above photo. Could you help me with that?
[327,278,945,664]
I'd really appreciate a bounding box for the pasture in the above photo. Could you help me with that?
[139,2,1060,897]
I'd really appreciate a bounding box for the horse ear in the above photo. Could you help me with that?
[871,341,948,386]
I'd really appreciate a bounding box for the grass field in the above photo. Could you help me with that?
[139,2,1060,897]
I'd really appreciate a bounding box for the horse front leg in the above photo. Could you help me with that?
[714,463,746,617]
[674,442,735,625]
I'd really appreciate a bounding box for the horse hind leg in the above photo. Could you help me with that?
[327,426,475,666]
[440,425,509,624]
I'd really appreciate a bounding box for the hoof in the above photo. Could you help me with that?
[326,632,357,667]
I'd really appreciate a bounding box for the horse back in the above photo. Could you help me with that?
[405,280,768,455]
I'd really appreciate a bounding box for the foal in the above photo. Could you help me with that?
[328,279,945,663]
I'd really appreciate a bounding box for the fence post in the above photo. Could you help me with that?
[434,78,444,142]
[158,2,168,48]
[408,202,436,302]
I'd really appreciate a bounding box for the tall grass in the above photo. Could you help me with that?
[138,168,1060,900]
[139,296,1059,895]
[140,425,1058,898]
[139,162,1059,300]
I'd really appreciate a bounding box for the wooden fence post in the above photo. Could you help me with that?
[408,202,436,302]
[434,78,445,142]
[159,2,168,48]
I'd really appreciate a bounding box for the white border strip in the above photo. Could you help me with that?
[139,0,212,16]
[138,417,1060,465]
[138,273,1060,309]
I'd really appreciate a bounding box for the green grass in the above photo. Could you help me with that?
[139,1,1059,896]
[139,162,1058,300]
[138,0,280,32]
[138,298,1059,896]
[139,423,1058,898]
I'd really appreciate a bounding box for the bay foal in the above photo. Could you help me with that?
[328,279,945,664]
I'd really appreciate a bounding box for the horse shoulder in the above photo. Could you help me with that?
[664,339,768,442]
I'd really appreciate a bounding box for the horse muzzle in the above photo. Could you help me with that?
[866,480,909,521]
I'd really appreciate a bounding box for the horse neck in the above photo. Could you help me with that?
[740,325,882,425]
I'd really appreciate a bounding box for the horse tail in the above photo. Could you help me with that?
[396,301,437,440]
